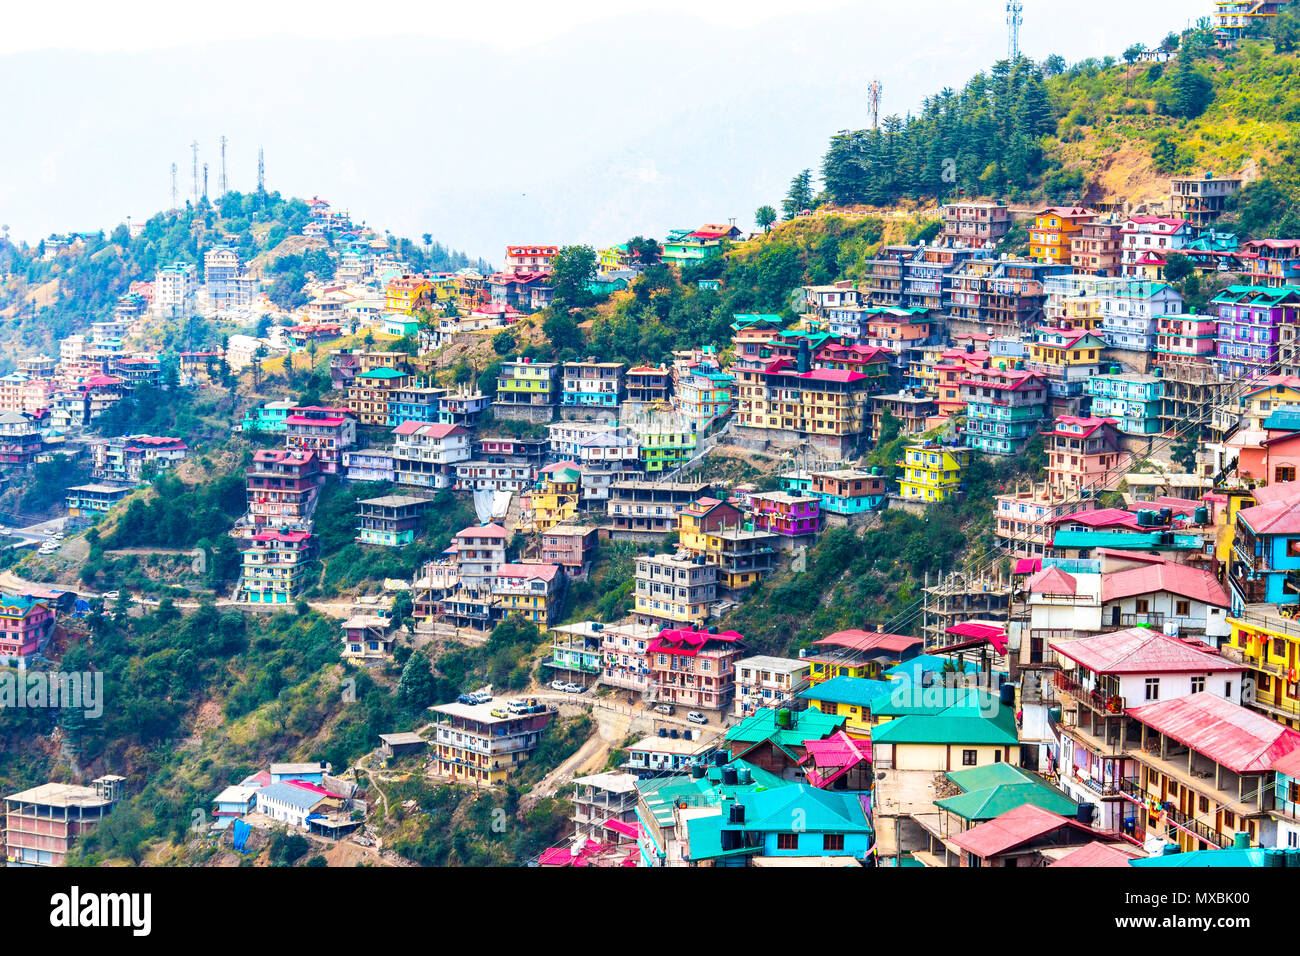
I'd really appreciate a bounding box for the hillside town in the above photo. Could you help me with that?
[5,1,1300,882]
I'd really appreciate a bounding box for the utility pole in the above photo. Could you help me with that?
[219,135,228,197]
[191,139,200,206]
[170,162,178,210]
[203,162,209,202]
[868,78,883,130]
[1007,1,1024,62]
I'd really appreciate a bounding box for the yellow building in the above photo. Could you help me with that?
[430,700,554,788]
[678,498,779,593]
[521,464,581,533]
[799,676,890,738]
[1060,296,1106,331]
[1030,206,1094,265]
[1026,330,1106,371]
[898,444,969,503]
[597,246,621,274]
[1225,614,1300,730]
[385,275,433,315]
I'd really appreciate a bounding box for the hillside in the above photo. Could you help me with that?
[811,18,1300,237]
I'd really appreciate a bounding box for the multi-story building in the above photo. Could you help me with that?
[343,448,397,483]
[384,274,433,314]
[453,523,510,592]
[1025,328,1108,402]
[960,367,1049,456]
[239,531,314,605]
[1101,280,1184,352]
[939,200,1011,246]
[677,497,778,593]
[1070,219,1124,275]
[733,655,811,719]
[634,554,719,629]
[493,358,560,422]
[3,777,123,867]
[808,468,887,515]
[453,460,534,494]
[748,492,820,538]
[540,524,598,577]
[93,434,188,483]
[1241,239,1300,288]
[1030,206,1095,265]
[899,443,969,503]
[243,450,323,534]
[606,480,713,537]
[733,346,876,459]
[0,412,42,467]
[154,261,196,315]
[64,481,135,517]
[595,621,659,695]
[283,406,356,476]
[625,365,673,406]
[0,593,56,665]
[646,625,744,712]
[1044,416,1130,496]
[1085,371,1164,436]
[344,366,411,425]
[1223,610,1300,730]
[520,463,581,533]
[1120,216,1195,279]
[493,563,564,626]
[1214,1,1284,42]
[203,245,255,311]
[1170,173,1242,228]
[429,700,554,787]
[994,486,1094,559]
[1211,286,1300,380]
[391,421,471,490]
[674,365,734,434]
[504,245,558,276]
[561,361,624,414]
[356,495,433,548]
[622,405,697,473]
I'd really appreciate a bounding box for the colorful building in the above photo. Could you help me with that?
[899,443,969,503]
[960,367,1049,456]
[239,531,315,604]
[1030,206,1095,265]
[647,626,745,712]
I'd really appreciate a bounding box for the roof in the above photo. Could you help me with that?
[868,708,1018,747]
[256,781,327,812]
[935,781,1078,823]
[814,630,921,654]
[1129,848,1270,868]
[648,627,744,656]
[951,804,1095,859]
[1050,628,1243,676]
[725,706,843,751]
[1236,497,1300,536]
[1049,841,1142,867]
[3,783,113,808]
[799,675,892,707]
[1026,565,1078,595]
[455,523,509,540]
[495,562,561,583]
[797,731,872,790]
[1126,692,1300,774]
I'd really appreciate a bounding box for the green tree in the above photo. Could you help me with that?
[755,205,777,232]
[548,245,598,312]
[492,330,518,355]
[782,170,815,220]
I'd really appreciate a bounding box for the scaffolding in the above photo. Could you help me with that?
[921,568,1013,649]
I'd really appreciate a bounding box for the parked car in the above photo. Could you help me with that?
[490,707,510,719]
[471,692,492,704]
[102,591,121,601]
[654,704,675,715]
[550,680,568,692]
[457,693,478,706]
[508,698,538,714]
[687,712,708,725]
[563,683,583,694]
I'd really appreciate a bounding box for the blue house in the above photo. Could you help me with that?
[1228,495,1300,611]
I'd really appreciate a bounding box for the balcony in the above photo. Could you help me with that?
[1099,612,1167,632]
[1054,671,1125,715]
[1119,777,1233,849]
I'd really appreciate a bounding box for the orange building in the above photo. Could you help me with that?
[1031,207,1095,266]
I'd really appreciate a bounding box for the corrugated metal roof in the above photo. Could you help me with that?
[1126,692,1300,774]
[1050,628,1243,676]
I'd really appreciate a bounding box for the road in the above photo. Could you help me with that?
[0,515,67,551]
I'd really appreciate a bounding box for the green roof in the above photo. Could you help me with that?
[869,685,1001,719]
[868,708,1019,747]
[725,707,844,751]
[935,781,1078,823]
[944,761,1036,792]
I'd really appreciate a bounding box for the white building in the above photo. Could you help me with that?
[732,655,811,718]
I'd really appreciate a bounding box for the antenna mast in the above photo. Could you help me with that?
[257,146,265,194]
[203,162,209,202]
[191,139,200,206]
[1007,1,1023,62]
[170,163,178,210]
[868,78,883,130]
[219,135,228,197]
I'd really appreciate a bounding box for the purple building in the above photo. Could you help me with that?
[748,492,821,537]
[1211,286,1300,380]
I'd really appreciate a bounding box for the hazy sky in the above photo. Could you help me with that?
[1,0,1205,261]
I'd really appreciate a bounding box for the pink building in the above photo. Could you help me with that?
[748,492,820,537]
[0,595,55,663]
[1044,417,1130,496]
[540,524,598,577]
[647,626,745,712]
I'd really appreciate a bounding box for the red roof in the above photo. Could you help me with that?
[495,563,561,583]
[1048,841,1140,868]
[952,804,1096,859]
[647,627,744,656]
[1049,627,1242,676]
[1236,496,1300,535]
[944,621,1008,654]
[393,421,468,439]
[797,731,871,789]
[455,523,509,540]
[814,630,921,654]
[1050,507,1144,531]
[1126,692,1300,774]
[1045,416,1119,439]
[1273,749,1300,778]
[249,531,312,543]
[1100,563,1229,607]
[1026,565,1077,596]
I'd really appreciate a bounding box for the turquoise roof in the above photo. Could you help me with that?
[799,676,892,708]
[868,708,1019,747]
[1129,848,1278,868]
[736,784,872,835]
[870,685,1002,719]
[1052,529,1203,550]
[883,655,980,684]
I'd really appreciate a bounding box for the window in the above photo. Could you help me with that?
[1226,680,1234,699]
[1145,677,1161,701]
[1199,796,1210,814]
[1191,676,1205,694]
[823,834,845,852]
[1175,600,1191,617]
[777,833,798,850]
[1135,598,1150,614]
[962,749,978,766]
